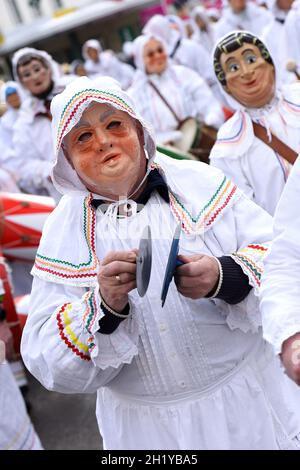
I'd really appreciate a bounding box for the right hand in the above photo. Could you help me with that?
[98,250,137,313]
[280,331,300,386]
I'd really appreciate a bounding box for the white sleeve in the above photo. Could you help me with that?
[213,194,273,333]
[119,62,135,90]
[21,277,140,394]
[260,156,300,354]
[12,122,52,191]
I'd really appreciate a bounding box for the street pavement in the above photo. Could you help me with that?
[27,373,102,450]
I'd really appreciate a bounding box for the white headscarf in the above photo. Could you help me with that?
[192,5,210,23]
[50,76,156,196]
[142,15,181,55]
[12,47,61,92]
[132,34,168,72]
[82,39,103,61]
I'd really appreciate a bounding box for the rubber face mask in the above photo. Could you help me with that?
[63,102,147,198]
[143,38,168,75]
[220,43,275,108]
[18,59,52,96]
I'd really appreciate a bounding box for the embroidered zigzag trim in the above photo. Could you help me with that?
[83,290,98,340]
[231,244,268,289]
[34,195,98,280]
[57,303,91,361]
[169,176,238,234]
[57,89,135,152]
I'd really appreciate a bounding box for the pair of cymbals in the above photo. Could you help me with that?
[136,223,183,306]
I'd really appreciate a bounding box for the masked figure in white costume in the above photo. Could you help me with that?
[11,48,75,198]
[143,15,216,88]
[128,34,224,150]
[82,39,134,90]
[214,0,272,40]
[0,82,24,192]
[21,76,300,450]
[260,155,300,388]
[261,0,294,83]
[280,0,300,82]
[0,280,42,450]
[210,31,300,216]
[190,5,217,52]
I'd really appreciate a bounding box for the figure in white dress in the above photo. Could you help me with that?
[82,39,134,90]
[210,31,300,216]
[128,34,224,153]
[21,76,300,450]
[11,47,74,198]
[0,82,23,192]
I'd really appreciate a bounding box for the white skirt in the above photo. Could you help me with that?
[96,340,300,450]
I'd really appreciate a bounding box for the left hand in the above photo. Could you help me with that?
[174,254,220,300]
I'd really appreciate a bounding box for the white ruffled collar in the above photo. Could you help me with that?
[246,93,280,120]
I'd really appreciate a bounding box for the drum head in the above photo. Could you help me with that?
[176,118,199,152]
[136,225,152,297]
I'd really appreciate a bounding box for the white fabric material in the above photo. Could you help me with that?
[129,61,224,142]
[214,2,273,40]
[280,0,300,82]
[143,14,216,85]
[10,49,75,197]
[261,17,288,85]
[82,39,134,90]
[0,81,25,192]
[143,15,181,55]
[22,163,300,449]
[21,75,300,450]
[210,83,300,216]
[0,362,42,450]
[191,6,216,52]
[260,154,300,354]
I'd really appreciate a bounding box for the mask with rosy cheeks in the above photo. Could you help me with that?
[62,102,147,199]
[18,59,52,96]
[220,43,275,108]
[143,38,168,75]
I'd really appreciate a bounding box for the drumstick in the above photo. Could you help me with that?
[286,59,300,80]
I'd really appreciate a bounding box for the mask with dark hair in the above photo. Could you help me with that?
[17,53,49,75]
[214,31,273,87]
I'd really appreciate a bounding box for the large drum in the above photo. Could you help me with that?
[0,255,22,355]
[176,117,217,164]
[0,193,55,261]
[157,144,197,161]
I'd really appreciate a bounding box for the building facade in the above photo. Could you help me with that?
[0,0,160,78]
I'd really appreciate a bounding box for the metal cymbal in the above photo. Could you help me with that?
[161,222,183,307]
[136,225,152,297]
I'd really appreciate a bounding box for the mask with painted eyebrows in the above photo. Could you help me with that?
[61,102,146,198]
[214,31,273,87]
